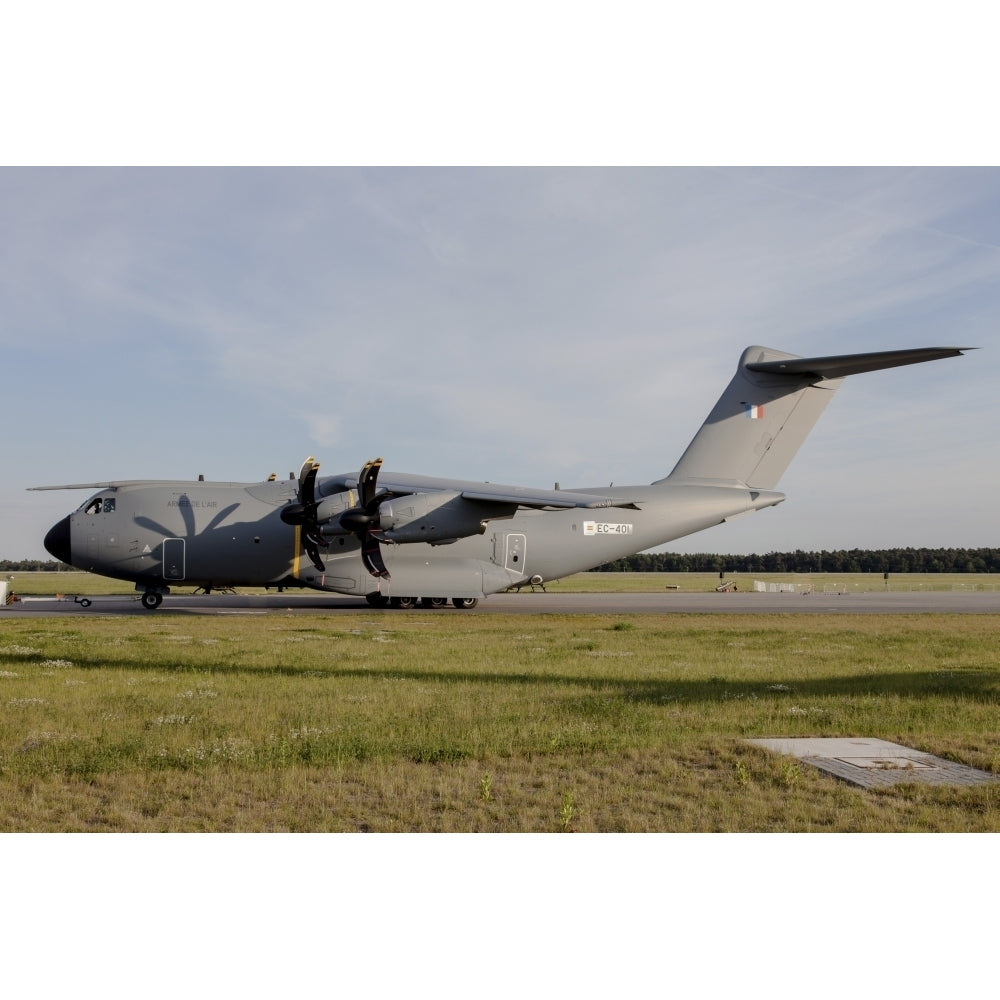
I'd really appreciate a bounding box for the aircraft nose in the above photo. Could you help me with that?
[44,516,73,565]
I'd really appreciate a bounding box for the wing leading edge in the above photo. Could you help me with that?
[322,470,640,510]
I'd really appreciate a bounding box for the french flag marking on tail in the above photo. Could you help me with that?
[745,403,765,420]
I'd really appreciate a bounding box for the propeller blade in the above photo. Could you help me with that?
[361,531,390,578]
[358,458,383,510]
[285,456,327,571]
[282,457,322,525]
[354,458,391,579]
[299,456,320,508]
[304,533,326,572]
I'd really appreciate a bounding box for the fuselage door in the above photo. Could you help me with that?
[503,532,527,574]
[162,538,186,581]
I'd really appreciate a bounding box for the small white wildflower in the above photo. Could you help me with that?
[290,726,327,739]
[152,714,192,726]
[177,688,218,700]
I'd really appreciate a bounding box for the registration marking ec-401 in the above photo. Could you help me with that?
[583,521,633,536]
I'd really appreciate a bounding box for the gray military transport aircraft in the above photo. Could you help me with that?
[34,345,970,610]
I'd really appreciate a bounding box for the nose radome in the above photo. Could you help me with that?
[44,516,73,565]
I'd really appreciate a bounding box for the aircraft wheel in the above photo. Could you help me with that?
[392,596,418,609]
[422,597,447,609]
[141,592,163,610]
[365,593,390,608]
[452,597,478,609]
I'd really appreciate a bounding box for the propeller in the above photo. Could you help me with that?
[340,458,392,579]
[280,456,394,578]
[280,456,327,571]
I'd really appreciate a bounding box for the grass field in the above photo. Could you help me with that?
[2,603,999,831]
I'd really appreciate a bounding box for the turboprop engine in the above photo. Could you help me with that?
[377,491,516,544]
[313,492,363,533]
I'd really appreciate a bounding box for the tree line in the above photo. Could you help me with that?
[1,559,69,572]
[4,548,999,576]
[596,548,1000,574]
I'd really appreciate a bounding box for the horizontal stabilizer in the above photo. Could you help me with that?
[747,347,974,380]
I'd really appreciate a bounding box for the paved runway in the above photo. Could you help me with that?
[5,589,1000,616]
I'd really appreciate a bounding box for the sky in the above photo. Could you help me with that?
[2,4,999,563]
[2,165,998,560]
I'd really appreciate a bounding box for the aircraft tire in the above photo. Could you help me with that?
[421,597,447,609]
[365,593,390,608]
[392,596,418,609]
[141,592,163,610]
[451,597,478,609]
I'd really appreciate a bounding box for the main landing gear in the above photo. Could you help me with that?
[141,591,164,610]
[364,594,478,610]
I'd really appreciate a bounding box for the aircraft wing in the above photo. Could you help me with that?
[458,485,637,510]
[28,481,200,491]
[321,471,640,510]
[30,475,639,510]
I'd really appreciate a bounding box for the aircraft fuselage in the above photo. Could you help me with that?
[43,476,780,605]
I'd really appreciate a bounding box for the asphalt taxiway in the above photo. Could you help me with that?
[4,589,999,616]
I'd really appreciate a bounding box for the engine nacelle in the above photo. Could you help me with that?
[379,491,503,544]
[314,492,358,536]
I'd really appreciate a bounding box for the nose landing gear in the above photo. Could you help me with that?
[140,590,165,610]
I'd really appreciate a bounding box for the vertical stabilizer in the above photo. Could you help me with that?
[659,345,971,491]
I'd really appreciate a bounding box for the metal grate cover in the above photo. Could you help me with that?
[747,737,999,789]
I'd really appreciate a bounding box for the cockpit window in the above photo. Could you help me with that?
[83,496,115,514]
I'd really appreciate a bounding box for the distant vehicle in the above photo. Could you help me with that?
[33,345,970,609]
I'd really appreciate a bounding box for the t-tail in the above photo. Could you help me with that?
[657,346,973,491]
